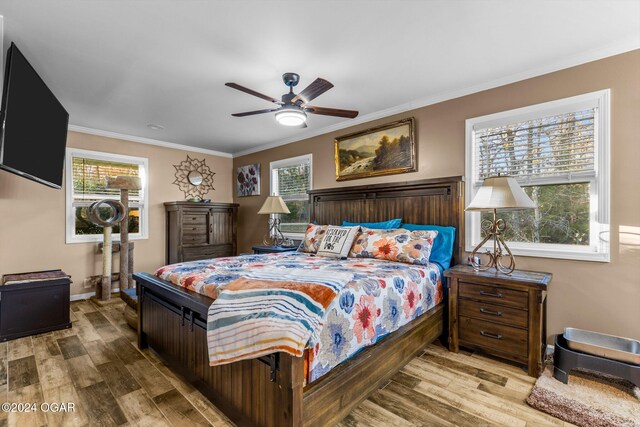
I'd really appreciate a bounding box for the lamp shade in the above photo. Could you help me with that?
[466,176,536,211]
[258,195,291,215]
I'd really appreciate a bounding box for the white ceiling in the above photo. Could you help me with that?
[0,0,638,155]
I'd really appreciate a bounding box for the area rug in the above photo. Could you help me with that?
[527,366,640,427]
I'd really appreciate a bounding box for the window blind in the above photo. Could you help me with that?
[473,108,595,185]
[72,157,142,200]
[274,162,311,200]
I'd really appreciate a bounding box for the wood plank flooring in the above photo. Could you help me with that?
[0,300,570,427]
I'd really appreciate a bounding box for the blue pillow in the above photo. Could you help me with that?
[400,223,456,271]
[342,218,402,230]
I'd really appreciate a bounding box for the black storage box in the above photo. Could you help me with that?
[0,270,72,341]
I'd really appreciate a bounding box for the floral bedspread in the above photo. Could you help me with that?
[155,252,443,383]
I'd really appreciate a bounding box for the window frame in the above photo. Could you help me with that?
[464,89,610,262]
[65,147,149,244]
[269,153,313,240]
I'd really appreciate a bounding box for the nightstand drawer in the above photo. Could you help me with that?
[459,282,528,309]
[459,316,528,358]
[458,299,528,328]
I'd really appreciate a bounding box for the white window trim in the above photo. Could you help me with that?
[464,89,610,262]
[269,154,313,240]
[65,147,149,244]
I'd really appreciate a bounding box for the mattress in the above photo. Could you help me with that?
[155,252,443,383]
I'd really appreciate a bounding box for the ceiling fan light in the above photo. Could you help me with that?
[275,109,307,126]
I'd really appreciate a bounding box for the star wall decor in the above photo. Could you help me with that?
[173,155,215,199]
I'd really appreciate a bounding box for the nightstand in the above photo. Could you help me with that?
[252,245,298,254]
[444,265,552,377]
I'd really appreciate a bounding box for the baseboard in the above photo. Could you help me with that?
[70,287,120,301]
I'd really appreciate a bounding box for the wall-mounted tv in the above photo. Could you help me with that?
[0,42,69,189]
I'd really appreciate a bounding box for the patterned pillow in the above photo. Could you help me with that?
[298,223,329,253]
[349,227,438,265]
[316,226,360,259]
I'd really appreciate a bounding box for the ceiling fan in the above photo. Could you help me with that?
[225,73,359,127]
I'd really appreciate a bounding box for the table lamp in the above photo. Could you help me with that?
[466,175,536,274]
[258,195,291,246]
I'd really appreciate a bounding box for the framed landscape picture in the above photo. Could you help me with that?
[236,163,260,196]
[334,118,416,181]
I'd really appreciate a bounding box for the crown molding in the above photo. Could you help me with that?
[67,125,233,158]
[232,37,640,158]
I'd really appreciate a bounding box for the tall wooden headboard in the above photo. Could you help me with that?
[308,176,464,266]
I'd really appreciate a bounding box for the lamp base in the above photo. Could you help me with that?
[470,209,516,274]
[263,218,287,247]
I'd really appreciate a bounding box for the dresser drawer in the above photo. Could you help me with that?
[182,224,207,234]
[459,316,527,358]
[182,225,208,245]
[459,281,528,309]
[183,214,207,226]
[183,244,233,261]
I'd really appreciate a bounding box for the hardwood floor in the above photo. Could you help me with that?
[0,300,569,427]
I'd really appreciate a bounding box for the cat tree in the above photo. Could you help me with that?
[87,175,141,302]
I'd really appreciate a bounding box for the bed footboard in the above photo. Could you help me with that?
[136,272,304,427]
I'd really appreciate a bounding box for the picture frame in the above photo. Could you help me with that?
[236,163,261,196]
[334,118,416,181]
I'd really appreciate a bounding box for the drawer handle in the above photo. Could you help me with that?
[479,290,503,298]
[480,308,502,316]
[480,331,503,340]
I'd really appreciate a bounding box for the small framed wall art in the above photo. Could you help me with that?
[236,163,261,196]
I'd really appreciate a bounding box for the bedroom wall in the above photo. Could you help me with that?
[0,130,233,296]
[233,49,640,341]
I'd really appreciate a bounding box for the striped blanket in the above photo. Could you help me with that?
[206,268,354,365]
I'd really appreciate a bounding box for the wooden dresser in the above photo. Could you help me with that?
[444,265,552,377]
[164,201,238,264]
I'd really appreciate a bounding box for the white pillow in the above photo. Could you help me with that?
[316,226,360,259]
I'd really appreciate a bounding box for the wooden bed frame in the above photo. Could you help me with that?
[134,176,463,427]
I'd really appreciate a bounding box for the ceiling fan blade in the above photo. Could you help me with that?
[232,108,281,117]
[305,106,359,119]
[225,83,282,104]
[291,78,334,104]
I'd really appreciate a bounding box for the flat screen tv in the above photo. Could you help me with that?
[0,42,69,189]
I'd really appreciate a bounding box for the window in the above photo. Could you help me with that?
[66,148,148,243]
[465,90,610,261]
[270,154,312,238]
